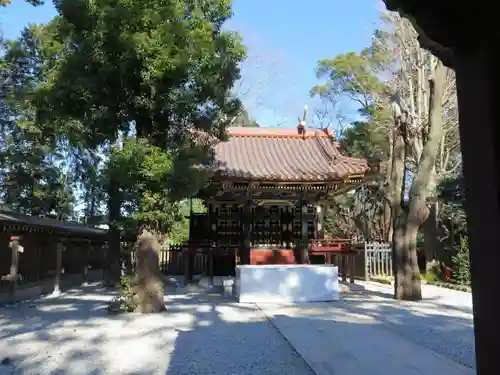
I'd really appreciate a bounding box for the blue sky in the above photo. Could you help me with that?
[1,0,381,129]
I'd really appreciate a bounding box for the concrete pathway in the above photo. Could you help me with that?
[0,284,312,375]
[258,281,475,375]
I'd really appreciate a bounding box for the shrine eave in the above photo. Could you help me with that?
[0,210,108,238]
[206,126,374,183]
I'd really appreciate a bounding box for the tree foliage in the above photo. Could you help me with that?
[0,24,74,219]
[341,120,389,161]
[452,236,470,286]
[311,45,392,243]
[232,105,259,127]
[311,11,461,300]
[30,0,245,228]
[105,138,184,237]
[0,0,246,286]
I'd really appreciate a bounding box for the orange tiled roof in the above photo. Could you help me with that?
[211,127,370,181]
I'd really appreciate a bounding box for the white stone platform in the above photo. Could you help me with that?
[235,265,339,303]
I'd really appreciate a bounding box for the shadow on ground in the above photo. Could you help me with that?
[0,283,311,375]
[275,282,475,370]
[0,281,475,374]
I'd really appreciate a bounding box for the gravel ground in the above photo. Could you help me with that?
[0,284,313,375]
[348,282,475,369]
[0,281,475,374]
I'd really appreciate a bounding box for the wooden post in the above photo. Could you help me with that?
[83,240,90,286]
[210,203,217,243]
[53,242,64,295]
[183,246,190,286]
[325,253,331,265]
[181,245,197,285]
[35,239,41,282]
[316,204,325,239]
[341,255,347,282]
[300,201,310,264]
[364,243,369,281]
[102,242,107,284]
[234,247,240,266]
[240,201,251,265]
[349,254,355,284]
[208,249,214,286]
[8,236,20,304]
[188,197,194,240]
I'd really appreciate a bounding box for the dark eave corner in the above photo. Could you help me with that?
[367,158,384,176]
[361,158,386,184]
[382,0,487,69]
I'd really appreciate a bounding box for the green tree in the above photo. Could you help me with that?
[0,24,75,219]
[341,121,389,161]
[232,106,259,127]
[434,174,466,271]
[36,0,246,283]
[452,236,470,285]
[169,198,207,245]
[311,12,458,300]
[105,138,183,238]
[311,47,393,244]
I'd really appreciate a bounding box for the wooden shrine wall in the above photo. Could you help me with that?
[194,202,317,247]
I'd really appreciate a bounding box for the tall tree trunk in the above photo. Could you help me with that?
[106,136,123,286]
[390,117,410,299]
[106,186,121,286]
[383,130,394,243]
[393,62,448,301]
[133,229,166,313]
[89,183,96,218]
[422,201,444,273]
[394,218,421,300]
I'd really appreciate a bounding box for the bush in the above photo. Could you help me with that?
[452,236,470,286]
[423,270,438,282]
[107,275,138,314]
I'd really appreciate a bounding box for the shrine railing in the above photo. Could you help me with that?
[363,242,392,279]
[159,245,206,275]
[307,240,392,281]
[308,238,353,253]
[159,243,237,276]
[158,241,393,281]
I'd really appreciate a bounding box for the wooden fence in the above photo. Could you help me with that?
[142,242,393,280]
[159,245,207,275]
[363,242,392,279]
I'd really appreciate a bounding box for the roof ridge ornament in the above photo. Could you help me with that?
[297,104,308,138]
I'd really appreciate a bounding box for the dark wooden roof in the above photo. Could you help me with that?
[210,127,370,182]
[0,210,108,237]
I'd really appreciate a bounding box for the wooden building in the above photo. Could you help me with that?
[0,210,108,302]
[186,126,380,280]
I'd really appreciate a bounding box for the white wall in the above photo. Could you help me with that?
[235,265,339,303]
